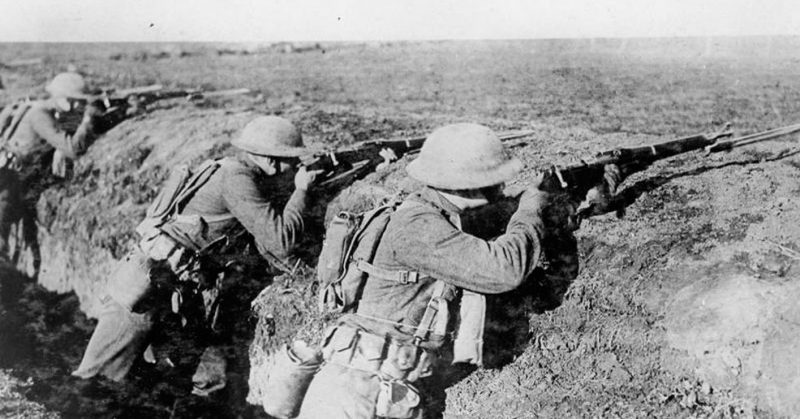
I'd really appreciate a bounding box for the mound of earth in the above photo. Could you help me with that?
[440,137,800,418]
[19,113,800,418]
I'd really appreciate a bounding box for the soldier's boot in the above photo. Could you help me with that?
[191,346,227,397]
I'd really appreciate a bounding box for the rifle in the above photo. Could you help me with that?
[303,130,536,187]
[459,123,800,240]
[59,85,251,134]
[0,57,44,69]
[536,122,800,199]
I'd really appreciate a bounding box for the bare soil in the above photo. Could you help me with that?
[2,38,800,418]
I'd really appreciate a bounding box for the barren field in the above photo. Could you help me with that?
[2,38,800,418]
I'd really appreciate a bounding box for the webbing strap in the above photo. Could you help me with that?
[355,259,419,284]
[200,213,237,223]
[413,280,447,344]
[173,159,222,214]
[2,102,31,143]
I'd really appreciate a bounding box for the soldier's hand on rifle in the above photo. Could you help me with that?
[526,174,580,234]
[125,95,146,117]
[376,148,399,171]
[82,102,104,120]
[294,166,323,191]
[577,163,623,219]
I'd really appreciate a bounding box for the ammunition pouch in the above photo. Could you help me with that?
[375,378,421,419]
[322,325,435,383]
[139,215,227,282]
[138,229,189,271]
[112,227,222,315]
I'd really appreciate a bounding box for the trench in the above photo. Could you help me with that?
[0,257,272,419]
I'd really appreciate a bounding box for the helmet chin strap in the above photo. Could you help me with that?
[437,189,490,211]
[248,153,278,176]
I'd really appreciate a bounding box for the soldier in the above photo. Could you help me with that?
[298,123,622,418]
[0,72,101,269]
[73,116,322,396]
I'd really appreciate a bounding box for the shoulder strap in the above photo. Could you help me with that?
[172,159,223,214]
[1,101,32,143]
[354,259,420,284]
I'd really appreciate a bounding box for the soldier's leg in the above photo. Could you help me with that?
[0,168,22,257]
[191,284,227,396]
[72,296,155,381]
[18,183,42,277]
[191,346,228,396]
[73,250,156,381]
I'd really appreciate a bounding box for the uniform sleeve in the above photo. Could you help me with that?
[221,167,308,260]
[393,203,546,294]
[28,108,96,159]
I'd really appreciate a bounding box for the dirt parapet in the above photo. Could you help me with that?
[442,139,800,417]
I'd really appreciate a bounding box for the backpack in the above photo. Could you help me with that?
[0,100,33,144]
[316,201,403,314]
[135,159,223,250]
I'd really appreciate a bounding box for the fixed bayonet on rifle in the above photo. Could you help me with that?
[304,130,535,187]
[704,122,800,153]
[537,122,800,200]
[463,123,800,239]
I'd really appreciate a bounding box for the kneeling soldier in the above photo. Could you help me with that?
[298,123,621,418]
[73,116,321,396]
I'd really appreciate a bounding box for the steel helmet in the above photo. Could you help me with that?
[232,116,306,157]
[406,123,522,189]
[45,72,91,99]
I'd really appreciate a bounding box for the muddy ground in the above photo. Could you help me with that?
[2,38,800,418]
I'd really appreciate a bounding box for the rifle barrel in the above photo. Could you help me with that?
[199,88,251,97]
[498,130,536,141]
[373,129,534,146]
[114,84,164,97]
[707,123,800,152]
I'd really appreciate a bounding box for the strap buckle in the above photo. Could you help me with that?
[397,270,418,284]
[0,150,18,170]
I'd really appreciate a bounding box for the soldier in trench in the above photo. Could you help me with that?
[72,115,324,396]
[298,123,623,419]
[0,72,102,276]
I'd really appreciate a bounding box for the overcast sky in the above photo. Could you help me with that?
[1,0,799,42]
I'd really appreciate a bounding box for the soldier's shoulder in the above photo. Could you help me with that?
[218,156,259,178]
[25,102,54,122]
[393,195,444,224]
[23,101,47,114]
